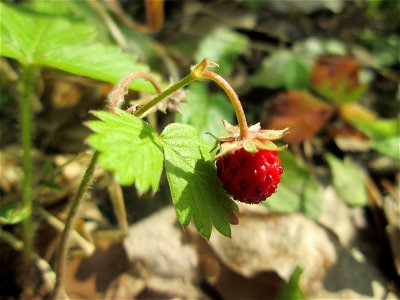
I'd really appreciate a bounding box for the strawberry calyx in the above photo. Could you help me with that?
[212,120,289,159]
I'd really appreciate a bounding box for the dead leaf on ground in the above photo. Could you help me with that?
[311,54,366,104]
[263,90,335,144]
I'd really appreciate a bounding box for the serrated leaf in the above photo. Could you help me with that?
[86,108,163,193]
[0,203,31,225]
[195,27,248,76]
[161,123,238,239]
[351,118,400,160]
[265,151,321,219]
[175,83,234,144]
[278,266,306,300]
[326,154,368,206]
[0,3,159,92]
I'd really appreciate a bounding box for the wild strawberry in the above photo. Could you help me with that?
[216,148,283,204]
[213,120,288,204]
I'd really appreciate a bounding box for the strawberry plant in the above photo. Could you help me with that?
[1,2,288,296]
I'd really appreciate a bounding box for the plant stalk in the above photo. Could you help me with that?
[51,151,99,300]
[21,65,35,300]
[201,70,250,138]
[134,72,197,117]
[109,72,162,114]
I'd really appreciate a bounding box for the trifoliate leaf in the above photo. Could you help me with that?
[351,118,400,160]
[195,27,248,76]
[265,151,321,219]
[175,83,234,144]
[0,3,159,92]
[0,203,31,225]
[161,123,238,239]
[326,154,368,206]
[86,108,163,193]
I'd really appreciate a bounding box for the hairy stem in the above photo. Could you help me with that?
[108,72,163,114]
[21,65,35,300]
[201,70,250,138]
[51,151,98,300]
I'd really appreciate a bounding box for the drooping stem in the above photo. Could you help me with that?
[21,65,35,300]
[201,70,250,139]
[51,151,99,300]
[108,72,163,114]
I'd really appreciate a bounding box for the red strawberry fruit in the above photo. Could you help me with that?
[213,120,287,204]
[217,148,283,204]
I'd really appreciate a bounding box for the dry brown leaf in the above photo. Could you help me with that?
[264,91,335,144]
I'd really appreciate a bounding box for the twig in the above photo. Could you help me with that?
[87,0,127,49]
[37,207,95,256]
[108,179,128,234]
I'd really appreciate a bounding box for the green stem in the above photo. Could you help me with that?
[21,65,35,300]
[201,70,250,138]
[134,72,197,117]
[51,151,99,300]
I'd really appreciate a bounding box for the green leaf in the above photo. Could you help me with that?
[195,27,248,76]
[284,57,310,89]
[161,123,238,239]
[278,266,306,300]
[86,108,164,193]
[0,203,31,225]
[265,151,321,219]
[175,83,234,144]
[248,38,347,91]
[0,3,159,92]
[249,50,293,89]
[351,118,400,160]
[326,154,368,206]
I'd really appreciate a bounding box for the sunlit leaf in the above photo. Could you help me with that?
[161,123,238,239]
[86,109,164,193]
[0,3,160,92]
[326,154,368,206]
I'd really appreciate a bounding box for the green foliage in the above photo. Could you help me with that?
[86,109,164,193]
[249,38,346,90]
[326,154,368,206]
[86,110,237,238]
[249,50,310,90]
[161,123,238,239]
[265,151,321,219]
[0,203,31,225]
[0,2,158,92]
[175,82,234,144]
[195,27,248,76]
[278,266,306,300]
[351,118,400,160]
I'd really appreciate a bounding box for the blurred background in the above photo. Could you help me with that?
[0,0,399,299]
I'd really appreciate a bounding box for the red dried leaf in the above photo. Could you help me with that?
[311,55,366,104]
[263,91,335,144]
